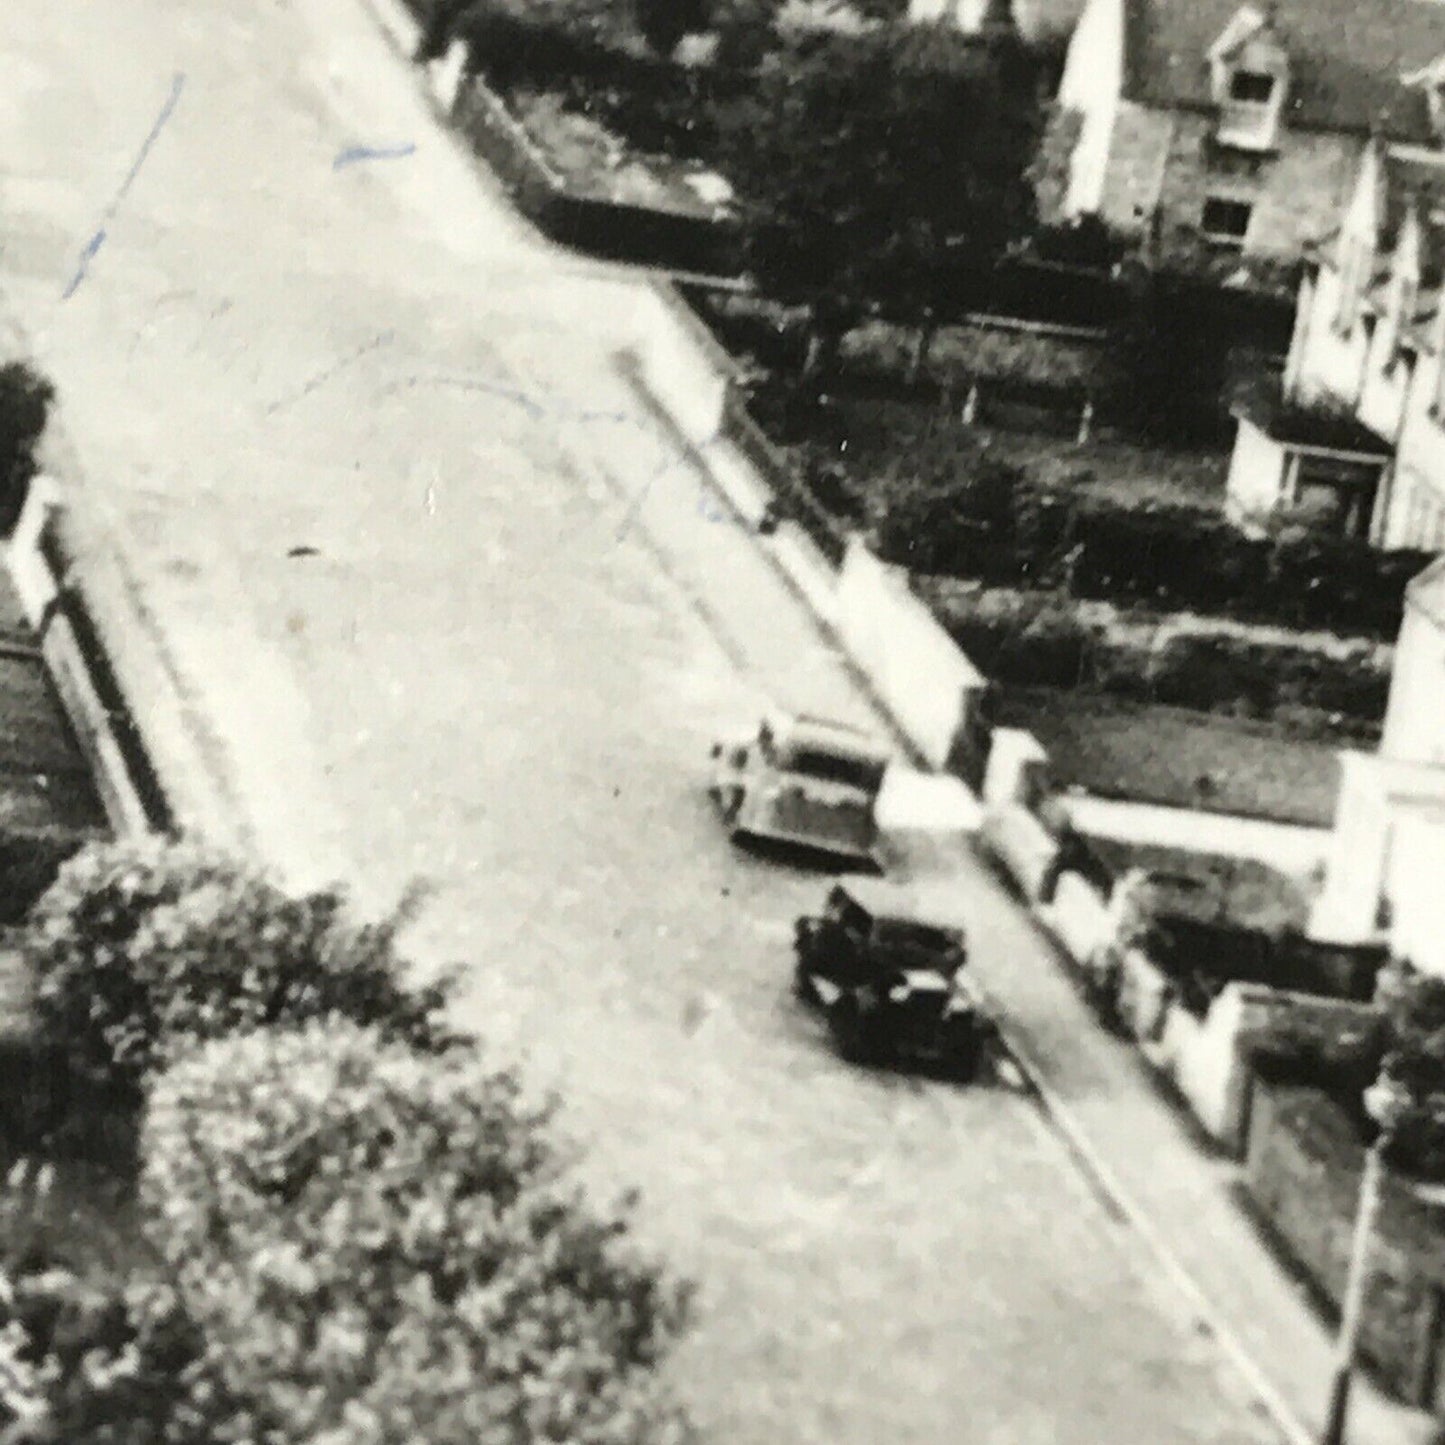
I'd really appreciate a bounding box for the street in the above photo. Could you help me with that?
[0,1,1282,1440]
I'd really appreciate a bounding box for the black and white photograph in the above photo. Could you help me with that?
[3,0,1445,1440]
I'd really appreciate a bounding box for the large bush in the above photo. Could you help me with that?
[141,1023,693,1445]
[0,1158,238,1444]
[23,839,456,1101]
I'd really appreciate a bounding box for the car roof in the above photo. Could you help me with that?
[828,879,963,931]
[775,712,890,764]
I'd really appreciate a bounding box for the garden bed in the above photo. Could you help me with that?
[993,687,1344,827]
[1071,837,1312,934]
[508,89,733,218]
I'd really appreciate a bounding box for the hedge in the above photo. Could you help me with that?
[927,585,1392,733]
[870,466,1431,639]
[1245,1074,1445,1406]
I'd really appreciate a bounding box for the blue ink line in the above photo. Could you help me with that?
[334,142,416,170]
[267,332,396,415]
[61,229,108,301]
[391,372,548,420]
[63,72,185,299]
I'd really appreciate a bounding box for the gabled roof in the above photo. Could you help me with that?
[1124,0,1445,140]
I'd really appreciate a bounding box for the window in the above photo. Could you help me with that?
[1201,196,1253,244]
[1229,70,1275,104]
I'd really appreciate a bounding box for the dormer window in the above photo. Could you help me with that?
[1229,70,1276,104]
[1208,5,1290,152]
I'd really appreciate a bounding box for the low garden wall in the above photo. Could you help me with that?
[1041,869,1113,965]
[834,543,990,775]
[453,76,740,276]
[1246,1075,1445,1408]
[981,804,1062,903]
[7,484,165,839]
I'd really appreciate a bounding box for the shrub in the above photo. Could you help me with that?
[1374,957,1445,1179]
[0,361,54,536]
[0,1158,240,1444]
[142,1023,693,1445]
[22,838,457,1102]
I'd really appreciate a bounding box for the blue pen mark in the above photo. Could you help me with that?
[63,72,185,299]
[334,142,416,170]
[267,332,397,415]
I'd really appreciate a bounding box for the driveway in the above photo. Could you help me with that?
[1,2,1279,1441]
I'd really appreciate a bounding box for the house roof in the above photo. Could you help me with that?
[1123,0,1445,141]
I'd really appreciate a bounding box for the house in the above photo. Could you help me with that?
[1225,140,1445,547]
[1044,0,1445,289]
[1311,557,1445,974]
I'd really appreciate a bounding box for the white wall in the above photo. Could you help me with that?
[1225,419,1288,526]
[1055,0,1124,217]
[834,542,987,770]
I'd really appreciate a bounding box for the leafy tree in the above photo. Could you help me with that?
[22,838,456,1102]
[141,1023,694,1445]
[710,22,1041,374]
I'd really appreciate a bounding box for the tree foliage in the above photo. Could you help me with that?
[711,23,1041,352]
[141,1023,693,1445]
[23,838,457,1101]
[1373,957,1445,1178]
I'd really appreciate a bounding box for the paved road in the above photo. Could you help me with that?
[1,3,1283,1442]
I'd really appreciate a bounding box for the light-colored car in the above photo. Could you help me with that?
[708,712,889,866]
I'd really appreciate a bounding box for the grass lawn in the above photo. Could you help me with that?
[993,687,1344,828]
[750,382,1229,519]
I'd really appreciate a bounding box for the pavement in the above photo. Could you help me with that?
[0,2,1434,1443]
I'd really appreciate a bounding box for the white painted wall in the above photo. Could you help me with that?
[1055,0,1124,216]
[1225,419,1288,525]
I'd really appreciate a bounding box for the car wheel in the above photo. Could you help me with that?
[829,996,880,1065]
[793,958,815,1000]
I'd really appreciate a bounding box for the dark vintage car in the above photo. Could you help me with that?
[792,879,1000,1078]
[708,712,889,867]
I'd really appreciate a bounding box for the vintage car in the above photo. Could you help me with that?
[708,712,889,866]
[792,879,999,1077]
